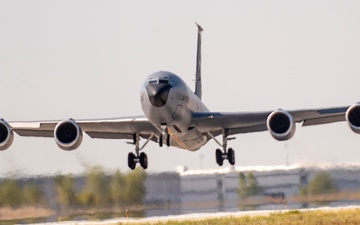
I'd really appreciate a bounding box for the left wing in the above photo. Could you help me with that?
[4,116,161,150]
[10,116,160,140]
[190,105,353,139]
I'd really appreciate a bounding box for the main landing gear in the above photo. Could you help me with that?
[211,130,236,166]
[127,126,170,170]
[127,133,153,170]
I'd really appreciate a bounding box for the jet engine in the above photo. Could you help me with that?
[346,104,360,134]
[54,119,83,151]
[266,110,296,141]
[0,119,14,150]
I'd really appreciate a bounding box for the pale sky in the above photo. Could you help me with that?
[1,0,360,176]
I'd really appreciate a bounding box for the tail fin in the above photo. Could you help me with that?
[195,23,203,99]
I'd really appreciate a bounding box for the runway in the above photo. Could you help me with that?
[28,205,360,225]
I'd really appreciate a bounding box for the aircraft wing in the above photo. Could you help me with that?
[9,116,161,141]
[190,106,349,137]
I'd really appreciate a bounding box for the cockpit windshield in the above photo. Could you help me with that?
[148,79,170,84]
[158,79,169,84]
[149,79,158,84]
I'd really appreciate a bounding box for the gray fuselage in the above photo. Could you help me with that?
[140,71,209,151]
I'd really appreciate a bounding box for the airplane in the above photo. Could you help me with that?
[1,23,360,170]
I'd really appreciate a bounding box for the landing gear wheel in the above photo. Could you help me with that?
[128,152,136,170]
[227,148,235,165]
[139,152,148,169]
[216,149,223,166]
[166,135,170,147]
[159,136,163,147]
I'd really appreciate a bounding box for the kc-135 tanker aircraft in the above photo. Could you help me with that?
[1,24,360,170]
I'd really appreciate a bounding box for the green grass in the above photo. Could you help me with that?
[117,209,360,225]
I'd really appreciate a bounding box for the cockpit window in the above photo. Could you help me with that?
[149,79,158,84]
[158,79,169,84]
[169,79,176,86]
[148,79,172,85]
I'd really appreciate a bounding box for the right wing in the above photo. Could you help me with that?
[190,106,350,138]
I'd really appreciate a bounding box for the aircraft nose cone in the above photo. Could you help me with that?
[146,83,172,107]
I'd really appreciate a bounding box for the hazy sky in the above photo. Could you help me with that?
[1,0,360,176]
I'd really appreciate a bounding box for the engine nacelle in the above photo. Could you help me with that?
[54,119,83,151]
[0,119,14,151]
[346,104,360,134]
[266,110,296,141]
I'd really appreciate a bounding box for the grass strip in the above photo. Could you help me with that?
[117,208,360,225]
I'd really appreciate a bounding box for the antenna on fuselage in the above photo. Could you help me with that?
[195,22,203,100]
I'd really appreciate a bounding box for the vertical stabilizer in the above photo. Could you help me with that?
[195,23,203,99]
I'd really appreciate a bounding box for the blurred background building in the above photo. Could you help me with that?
[2,164,360,221]
[144,165,360,216]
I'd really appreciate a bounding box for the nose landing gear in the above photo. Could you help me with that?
[159,125,170,147]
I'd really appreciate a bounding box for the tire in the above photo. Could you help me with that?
[215,149,223,166]
[127,152,136,170]
[227,148,235,165]
[159,136,163,147]
[166,135,170,147]
[140,152,148,169]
